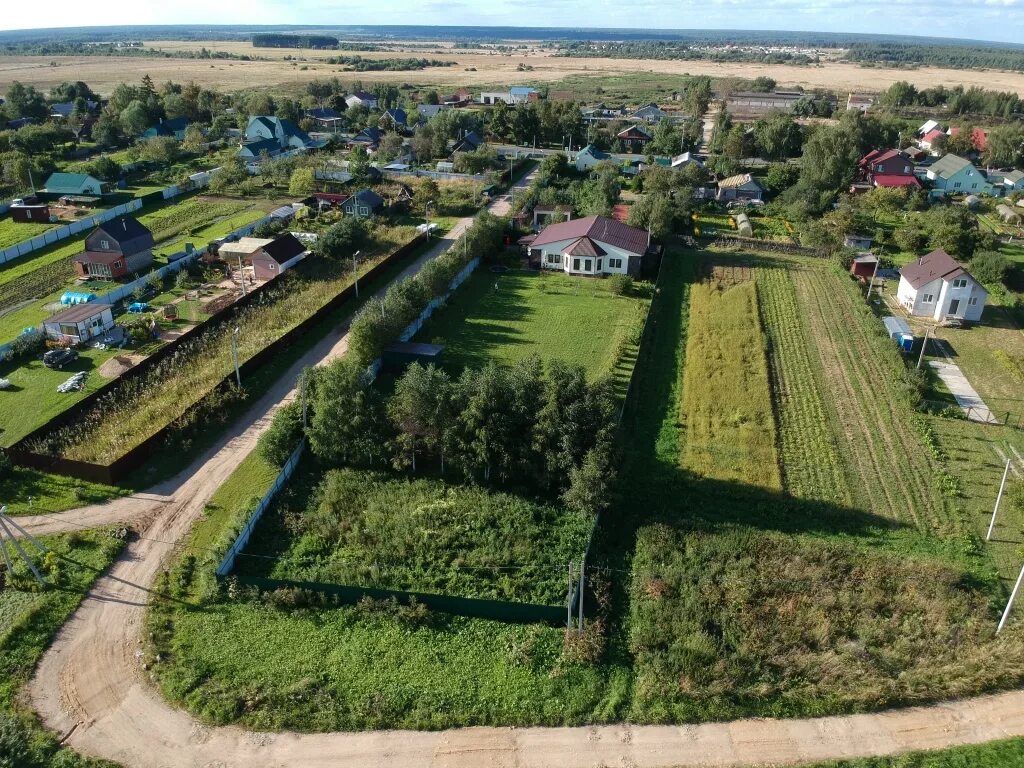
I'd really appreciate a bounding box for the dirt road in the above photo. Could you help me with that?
[22,189,1024,766]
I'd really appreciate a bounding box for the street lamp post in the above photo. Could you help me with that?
[352,250,361,297]
[231,326,241,387]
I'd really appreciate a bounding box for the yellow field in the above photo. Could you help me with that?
[1,39,1022,95]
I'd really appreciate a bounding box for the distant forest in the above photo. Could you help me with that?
[556,41,817,65]
[323,55,454,71]
[0,41,259,60]
[847,42,1024,72]
[252,34,339,49]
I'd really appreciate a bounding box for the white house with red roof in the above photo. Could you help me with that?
[525,215,651,278]
[897,249,987,322]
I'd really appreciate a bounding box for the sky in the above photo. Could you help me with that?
[1,0,1023,45]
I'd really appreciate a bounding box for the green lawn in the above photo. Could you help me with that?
[0,528,124,768]
[414,269,649,380]
[0,217,55,251]
[799,738,1024,767]
[0,346,122,448]
[0,463,128,516]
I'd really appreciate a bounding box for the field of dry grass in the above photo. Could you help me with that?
[2,39,1023,96]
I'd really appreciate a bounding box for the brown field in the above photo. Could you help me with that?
[2,39,1024,96]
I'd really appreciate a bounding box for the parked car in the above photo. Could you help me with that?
[43,348,79,369]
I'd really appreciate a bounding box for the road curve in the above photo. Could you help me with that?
[23,184,1024,767]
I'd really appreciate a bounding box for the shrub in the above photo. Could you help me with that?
[970,250,1012,286]
[258,400,304,466]
[608,274,633,296]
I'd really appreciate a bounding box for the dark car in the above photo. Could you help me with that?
[43,348,79,369]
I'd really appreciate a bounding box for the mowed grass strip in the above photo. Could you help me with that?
[792,266,947,533]
[680,279,781,490]
[756,265,852,505]
[416,270,647,379]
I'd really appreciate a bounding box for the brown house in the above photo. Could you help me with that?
[616,125,653,152]
[251,233,308,281]
[73,216,154,279]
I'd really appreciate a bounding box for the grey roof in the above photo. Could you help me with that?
[95,215,152,244]
[350,189,384,208]
[928,154,973,180]
[261,233,306,263]
[240,138,280,156]
[46,302,112,324]
[382,108,407,125]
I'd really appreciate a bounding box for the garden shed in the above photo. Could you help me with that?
[43,302,114,344]
[382,342,444,373]
[850,253,879,279]
[733,212,753,237]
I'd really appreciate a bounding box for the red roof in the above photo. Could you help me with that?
[873,174,921,188]
[531,215,650,256]
[949,126,988,152]
[899,249,971,290]
[616,125,653,140]
[74,250,123,265]
[921,128,945,144]
[859,149,885,167]
[611,204,630,223]
[313,192,352,204]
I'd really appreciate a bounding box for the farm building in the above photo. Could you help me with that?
[716,173,766,202]
[44,172,106,197]
[306,107,344,130]
[250,233,308,281]
[379,108,408,130]
[345,91,378,109]
[858,149,920,189]
[73,216,154,279]
[897,249,988,322]
[850,253,879,279]
[43,302,114,344]
[924,155,993,197]
[452,131,483,154]
[733,212,753,236]
[142,117,191,141]
[629,103,668,123]
[239,115,313,159]
[997,204,1022,224]
[309,192,352,210]
[525,214,652,278]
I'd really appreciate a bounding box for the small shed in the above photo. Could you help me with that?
[10,200,50,222]
[997,203,1022,225]
[850,252,879,279]
[382,342,444,373]
[251,233,307,281]
[844,233,873,250]
[733,212,753,237]
[882,315,914,353]
[43,302,114,344]
[218,237,273,263]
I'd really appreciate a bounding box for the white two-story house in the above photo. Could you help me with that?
[897,249,988,323]
[525,215,651,278]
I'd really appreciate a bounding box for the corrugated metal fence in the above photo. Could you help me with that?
[0,199,144,266]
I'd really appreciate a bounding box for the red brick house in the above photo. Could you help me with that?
[72,216,154,279]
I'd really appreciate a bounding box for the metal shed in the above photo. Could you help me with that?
[882,315,915,353]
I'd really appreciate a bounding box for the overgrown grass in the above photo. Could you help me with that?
[0,463,128,516]
[0,217,54,251]
[415,269,649,381]
[240,467,591,604]
[680,278,780,489]
[0,529,124,768]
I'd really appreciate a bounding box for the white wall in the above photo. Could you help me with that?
[535,238,639,276]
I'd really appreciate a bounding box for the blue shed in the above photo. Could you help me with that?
[883,316,914,353]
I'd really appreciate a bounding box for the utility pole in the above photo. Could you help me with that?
[300,368,309,428]
[352,250,361,297]
[231,326,241,387]
[577,556,585,633]
[237,254,247,296]
[865,256,880,301]
[0,506,49,587]
[916,326,931,370]
[987,459,1012,541]
[998,561,1024,634]
[566,561,574,628]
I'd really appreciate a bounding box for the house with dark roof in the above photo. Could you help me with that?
[307,107,344,130]
[43,302,114,344]
[250,233,308,281]
[49,100,97,119]
[342,189,384,217]
[379,108,408,130]
[350,126,383,149]
[524,215,651,278]
[417,104,449,121]
[629,103,667,123]
[897,249,987,322]
[239,115,313,160]
[616,124,653,152]
[142,117,191,141]
[858,149,920,190]
[924,154,992,198]
[452,130,483,154]
[73,216,154,279]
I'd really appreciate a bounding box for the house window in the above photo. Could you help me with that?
[547,253,559,265]
[359,207,368,215]
[953,182,961,189]
[952,278,968,289]
[609,257,622,269]
[573,258,581,271]
[597,259,602,271]
[114,261,122,270]
[584,259,592,271]
[922,293,935,303]
[968,297,978,306]
[100,239,110,249]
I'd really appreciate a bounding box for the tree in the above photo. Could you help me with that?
[4,82,47,120]
[91,111,121,147]
[119,100,150,137]
[258,400,304,466]
[984,124,1024,168]
[880,80,918,109]
[139,136,179,164]
[88,156,122,182]
[752,111,802,161]
[413,178,440,216]
[347,145,371,180]
[288,166,317,196]
[628,193,674,239]
[765,162,799,192]
[317,216,370,259]
[422,89,440,106]
[307,359,385,466]
[795,123,859,203]
[378,131,405,162]
[389,363,452,471]
[684,76,713,119]
[650,118,683,156]
[749,76,777,93]
[181,125,205,153]
[928,206,981,259]
[970,250,1011,285]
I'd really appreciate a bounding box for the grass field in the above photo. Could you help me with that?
[800,738,1024,767]
[680,278,780,489]
[0,346,123,447]
[0,463,127,515]
[0,528,124,768]
[239,467,592,604]
[414,269,649,381]
[0,217,54,251]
